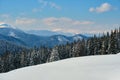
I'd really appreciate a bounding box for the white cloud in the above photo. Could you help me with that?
[42,17,95,34]
[52,28,62,32]
[42,17,57,26]
[6,17,94,34]
[89,3,113,13]
[43,17,94,26]
[15,18,37,25]
[1,16,119,34]
[33,0,61,12]
[49,2,61,10]
[0,22,5,24]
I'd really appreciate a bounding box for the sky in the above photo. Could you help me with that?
[0,0,120,34]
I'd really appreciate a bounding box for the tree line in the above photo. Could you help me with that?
[0,28,120,73]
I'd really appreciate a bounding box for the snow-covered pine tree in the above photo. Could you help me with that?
[48,47,60,62]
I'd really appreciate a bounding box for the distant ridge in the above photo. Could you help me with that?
[0,23,90,48]
[26,30,74,36]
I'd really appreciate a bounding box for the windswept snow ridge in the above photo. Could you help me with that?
[0,54,120,80]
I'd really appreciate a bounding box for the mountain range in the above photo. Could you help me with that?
[26,30,74,36]
[0,23,90,48]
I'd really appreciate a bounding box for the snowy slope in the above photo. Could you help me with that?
[0,54,120,80]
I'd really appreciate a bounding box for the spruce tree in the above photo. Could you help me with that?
[48,47,60,62]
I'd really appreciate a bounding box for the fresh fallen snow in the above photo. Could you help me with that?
[0,53,120,80]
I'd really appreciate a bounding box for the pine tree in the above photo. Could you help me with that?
[48,47,60,62]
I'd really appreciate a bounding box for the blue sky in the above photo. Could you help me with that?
[0,0,120,34]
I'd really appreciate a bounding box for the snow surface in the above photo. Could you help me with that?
[0,53,120,80]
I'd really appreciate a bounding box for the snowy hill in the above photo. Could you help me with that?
[0,54,120,80]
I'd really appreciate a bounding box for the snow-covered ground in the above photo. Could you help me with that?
[0,53,120,80]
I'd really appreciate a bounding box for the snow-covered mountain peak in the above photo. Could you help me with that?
[0,23,16,29]
[0,23,11,28]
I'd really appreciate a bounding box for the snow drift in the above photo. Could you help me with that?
[0,53,120,80]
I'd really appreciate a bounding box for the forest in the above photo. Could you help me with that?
[0,28,120,73]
